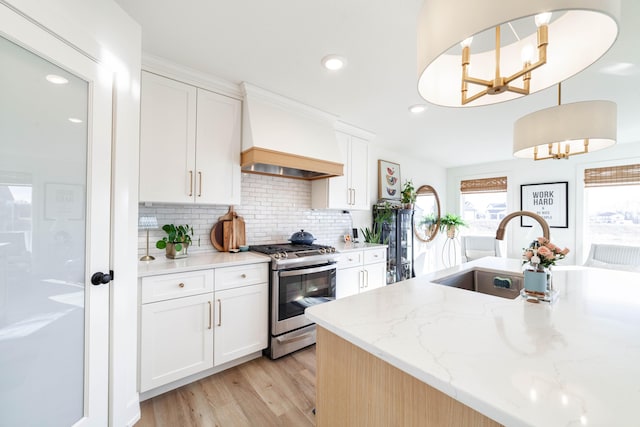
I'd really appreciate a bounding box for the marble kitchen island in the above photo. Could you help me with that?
[306,257,640,426]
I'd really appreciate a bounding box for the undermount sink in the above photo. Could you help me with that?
[432,268,523,300]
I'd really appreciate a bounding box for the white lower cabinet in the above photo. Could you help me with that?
[140,292,214,392]
[214,283,268,366]
[336,248,386,299]
[139,262,268,394]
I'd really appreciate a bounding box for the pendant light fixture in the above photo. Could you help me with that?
[513,83,617,160]
[417,0,620,107]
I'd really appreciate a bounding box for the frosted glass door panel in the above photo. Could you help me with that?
[0,35,88,426]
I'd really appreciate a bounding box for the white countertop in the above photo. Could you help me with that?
[306,257,640,427]
[138,251,270,277]
[333,242,387,252]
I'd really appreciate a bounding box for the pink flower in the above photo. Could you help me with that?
[537,237,549,245]
[537,246,553,258]
[560,247,570,255]
[524,250,533,260]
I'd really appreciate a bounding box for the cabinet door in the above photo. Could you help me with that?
[349,136,369,210]
[140,293,214,392]
[327,131,350,209]
[139,71,197,203]
[195,88,242,205]
[214,283,268,366]
[364,262,387,291]
[336,267,361,299]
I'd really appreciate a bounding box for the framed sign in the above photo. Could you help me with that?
[378,160,401,200]
[45,183,84,220]
[520,182,568,228]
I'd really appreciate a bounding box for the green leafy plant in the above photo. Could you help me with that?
[439,213,466,232]
[361,226,382,244]
[156,224,194,252]
[419,213,437,226]
[374,201,393,225]
[401,179,416,205]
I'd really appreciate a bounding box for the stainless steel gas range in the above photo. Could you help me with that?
[249,243,338,359]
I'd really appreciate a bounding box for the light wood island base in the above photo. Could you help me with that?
[315,326,502,427]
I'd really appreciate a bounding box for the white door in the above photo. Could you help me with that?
[0,5,112,426]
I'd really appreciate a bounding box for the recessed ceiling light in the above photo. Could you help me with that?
[321,55,346,71]
[46,74,69,85]
[409,104,427,114]
[68,117,83,123]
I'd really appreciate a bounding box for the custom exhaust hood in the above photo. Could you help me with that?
[240,83,343,180]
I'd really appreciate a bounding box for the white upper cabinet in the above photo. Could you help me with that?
[139,71,241,205]
[312,127,372,210]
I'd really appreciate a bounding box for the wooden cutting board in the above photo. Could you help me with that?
[210,221,224,251]
[219,210,246,251]
[234,215,246,247]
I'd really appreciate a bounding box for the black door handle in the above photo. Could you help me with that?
[91,270,113,286]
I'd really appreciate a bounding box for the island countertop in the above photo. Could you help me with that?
[305,257,640,426]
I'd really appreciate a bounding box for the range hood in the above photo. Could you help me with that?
[241,83,343,180]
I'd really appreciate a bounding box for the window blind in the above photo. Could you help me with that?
[460,176,507,194]
[584,164,640,187]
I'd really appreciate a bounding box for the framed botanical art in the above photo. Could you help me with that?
[378,160,401,200]
[520,181,568,228]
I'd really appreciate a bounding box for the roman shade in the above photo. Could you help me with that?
[584,163,640,187]
[460,176,508,194]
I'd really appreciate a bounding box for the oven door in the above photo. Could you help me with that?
[272,263,336,336]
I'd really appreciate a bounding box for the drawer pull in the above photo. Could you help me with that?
[178,282,185,288]
[198,171,202,197]
[241,274,247,279]
[188,170,193,196]
[208,301,212,329]
[217,299,222,326]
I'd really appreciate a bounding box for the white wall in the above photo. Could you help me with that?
[5,1,142,425]
[446,141,640,265]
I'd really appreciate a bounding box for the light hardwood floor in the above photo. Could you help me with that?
[136,346,316,427]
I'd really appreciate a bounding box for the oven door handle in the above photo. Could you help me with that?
[279,263,336,277]
[275,331,315,344]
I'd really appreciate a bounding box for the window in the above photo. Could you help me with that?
[584,164,640,245]
[459,176,507,235]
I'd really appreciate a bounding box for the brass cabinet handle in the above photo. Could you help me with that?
[208,301,212,329]
[198,171,202,197]
[241,273,247,279]
[217,299,222,326]
[188,170,193,196]
[178,282,185,288]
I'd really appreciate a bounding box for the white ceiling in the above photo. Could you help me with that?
[114,0,640,168]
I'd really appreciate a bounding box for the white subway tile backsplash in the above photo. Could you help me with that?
[138,173,355,258]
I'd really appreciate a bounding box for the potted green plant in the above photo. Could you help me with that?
[419,213,438,236]
[360,226,382,244]
[156,224,194,259]
[439,213,466,238]
[401,179,416,209]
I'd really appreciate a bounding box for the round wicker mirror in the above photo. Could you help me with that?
[414,185,441,242]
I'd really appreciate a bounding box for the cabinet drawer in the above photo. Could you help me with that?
[336,251,363,269]
[364,248,386,265]
[141,270,214,304]
[215,263,268,291]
